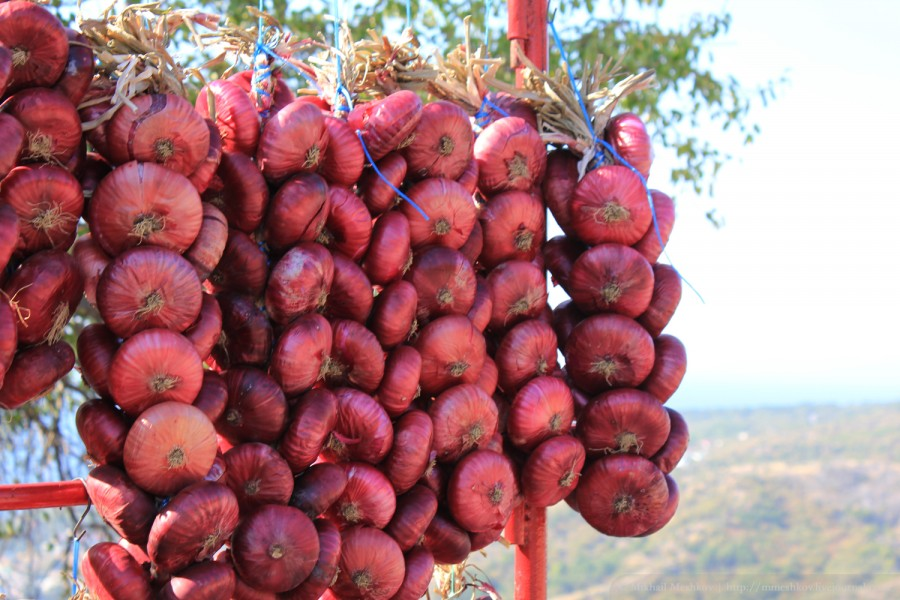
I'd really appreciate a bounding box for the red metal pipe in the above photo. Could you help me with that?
[0,480,89,511]
[509,0,549,85]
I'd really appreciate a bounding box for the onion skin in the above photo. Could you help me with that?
[323,388,393,464]
[641,335,687,403]
[193,371,229,424]
[289,461,347,518]
[634,190,675,263]
[148,481,240,574]
[637,474,679,536]
[381,409,433,493]
[456,157,479,194]
[507,377,575,451]
[429,384,499,463]
[550,300,584,351]
[638,263,683,338]
[385,485,438,551]
[327,252,374,322]
[224,442,294,513]
[578,388,671,457]
[0,2,69,92]
[458,218,484,267]
[270,313,332,397]
[391,547,435,600]
[363,211,412,287]
[51,27,93,104]
[651,408,689,474]
[188,120,223,195]
[403,100,474,180]
[108,328,204,416]
[423,512,472,565]
[265,242,334,325]
[349,90,423,160]
[487,260,548,331]
[209,229,269,298]
[184,203,229,280]
[319,186,373,262]
[415,315,486,396]
[319,116,365,187]
[6,88,81,165]
[183,293,222,361]
[0,304,12,383]
[76,399,130,466]
[325,320,385,393]
[1,165,83,255]
[359,152,406,215]
[407,246,476,322]
[576,454,669,537]
[97,246,202,338]
[219,368,288,444]
[232,505,320,593]
[257,100,329,182]
[213,293,273,369]
[522,435,586,508]
[479,190,545,269]
[369,280,417,349]
[0,204,20,270]
[332,526,406,600]
[543,149,579,236]
[263,173,330,252]
[570,165,651,246]
[195,79,260,155]
[467,276,493,333]
[495,319,559,393]
[72,234,112,307]
[543,235,585,293]
[107,94,210,176]
[0,115,24,180]
[158,561,237,600]
[279,389,338,474]
[475,356,499,397]
[375,346,422,418]
[474,117,547,195]
[0,340,75,410]
[86,464,157,545]
[402,177,477,250]
[279,519,342,600]
[81,542,154,600]
[448,450,519,533]
[204,152,270,234]
[76,323,118,398]
[326,462,397,529]
[605,112,654,180]
[124,402,218,497]
[565,314,655,394]
[569,244,655,318]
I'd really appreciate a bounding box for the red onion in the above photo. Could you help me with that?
[228,70,295,113]
[485,92,538,127]
[565,314,655,394]
[0,46,9,96]
[467,275,493,333]
[0,2,69,91]
[507,376,575,450]
[218,367,288,444]
[322,388,393,464]
[475,355,499,397]
[418,452,447,500]
[76,323,118,398]
[430,384,498,462]
[495,319,559,393]
[6,88,81,164]
[319,116,365,187]
[212,293,273,369]
[326,252,374,322]
[209,230,268,298]
[224,442,294,513]
[332,526,405,599]
[638,263,682,338]
[81,542,153,600]
[183,293,222,361]
[0,301,14,388]
[423,513,471,565]
[522,435,586,508]
[158,561,237,600]
[195,79,260,155]
[474,117,546,195]
[641,334,687,403]
[124,402,217,497]
[456,157,479,194]
[3,249,83,345]
[72,233,112,307]
[0,165,83,255]
[479,190,545,269]
[206,454,228,483]
[375,345,422,418]
[570,165,651,246]
[97,246,202,338]
[318,186,372,261]
[348,90,422,160]
[117,538,152,575]
[458,218,484,268]
[265,242,334,324]
[487,260,548,331]
[550,300,584,350]
[543,235,585,293]
[362,211,412,286]
[203,152,269,234]
[193,371,228,424]
[381,409,433,493]
[279,519,342,599]
[569,243,655,317]
[576,454,669,536]
[289,462,347,517]
[402,177,477,250]
[407,246,476,321]
[184,203,229,280]
[148,481,240,574]
[233,577,278,600]
[107,94,210,176]
[279,389,338,474]
[385,485,438,551]
[263,173,329,252]
[637,474,679,536]
[469,524,504,552]
[86,464,157,545]
[543,149,579,236]
[359,152,406,215]
[109,328,203,416]
[270,312,332,396]
[76,399,130,466]
[52,29,92,104]
[0,204,20,270]
[188,120,223,194]
[577,389,670,457]
[257,100,328,182]
[416,315,486,396]
[633,190,675,262]
[448,450,518,533]
[369,280,417,348]
[651,408,689,474]
[391,547,435,600]
[0,115,24,180]
[605,112,654,179]
[403,100,474,180]
[326,462,396,529]
[0,340,75,410]
[323,320,385,393]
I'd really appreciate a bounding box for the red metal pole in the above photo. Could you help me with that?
[0,480,89,511]
[507,0,549,598]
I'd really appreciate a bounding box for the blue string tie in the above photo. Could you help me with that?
[474,94,511,128]
[355,130,429,222]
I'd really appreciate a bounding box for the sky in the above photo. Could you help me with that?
[615,0,900,408]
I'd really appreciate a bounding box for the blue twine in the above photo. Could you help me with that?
[474,94,510,127]
[355,130,429,221]
[251,0,270,118]
[71,537,80,596]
